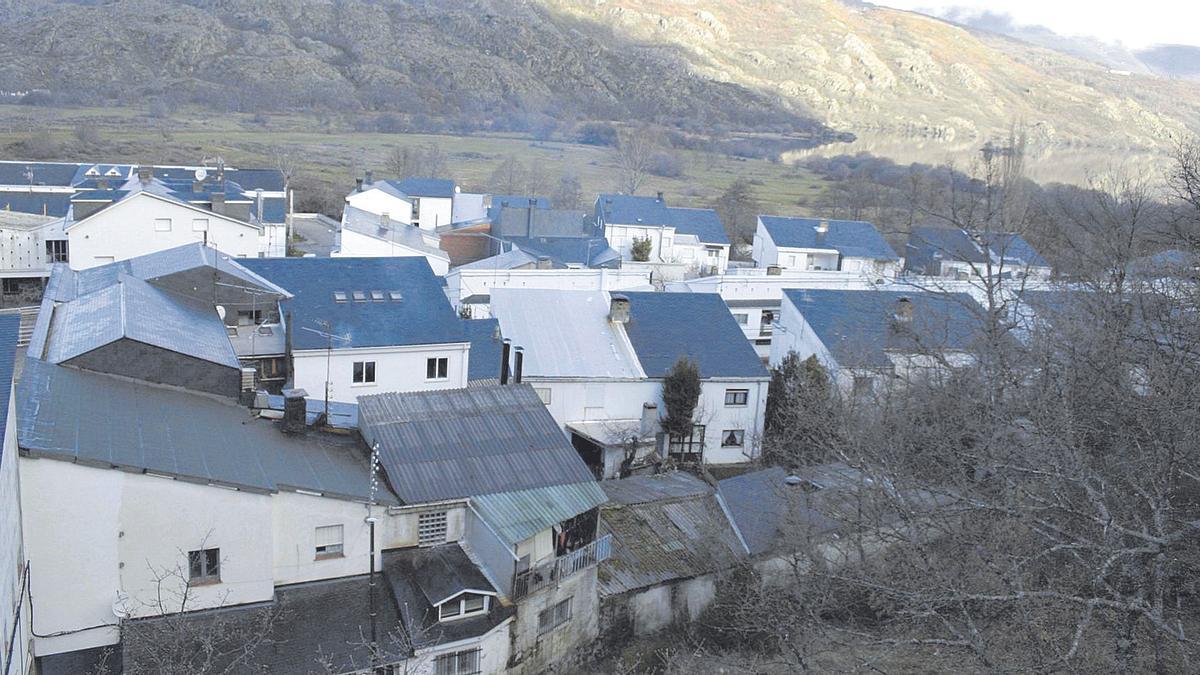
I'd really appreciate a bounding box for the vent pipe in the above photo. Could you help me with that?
[513,347,524,384]
[355,177,364,192]
[500,339,512,385]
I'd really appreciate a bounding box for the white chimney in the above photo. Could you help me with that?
[816,220,829,234]
[609,294,631,324]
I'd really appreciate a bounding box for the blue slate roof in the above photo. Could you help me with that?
[489,194,548,210]
[0,192,71,217]
[759,216,898,260]
[621,291,768,379]
[358,384,598,504]
[783,289,983,369]
[256,196,286,223]
[981,232,1049,268]
[463,318,504,382]
[0,161,79,187]
[152,167,286,193]
[905,227,1048,274]
[392,178,456,198]
[0,315,19,469]
[240,257,465,350]
[509,237,620,268]
[596,194,729,245]
[17,357,392,502]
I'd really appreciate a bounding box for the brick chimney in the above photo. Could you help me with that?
[281,388,308,434]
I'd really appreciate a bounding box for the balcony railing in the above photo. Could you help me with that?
[511,534,612,600]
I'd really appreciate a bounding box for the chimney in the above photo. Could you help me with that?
[281,388,308,434]
[256,188,263,224]
[137,167,151,184]
[656,191,664,203]
[895,297,914,323]
[365,170,373,185]
[640,402,659,438]
[513,347,524,384]
[536,256,552,270]
[816,220,829,234]
[211,191,226,216]
[609,294,631,324]
[766,265,782,276]
[355,177,364,192]
[380,213,391,230]
[239,367,257,407]
[500,339,512,385]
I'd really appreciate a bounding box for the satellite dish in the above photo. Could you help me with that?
[216,305,227,320]
[112,592,132,619]
[195,168,208,182]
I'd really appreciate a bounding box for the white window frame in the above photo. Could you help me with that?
[732,313,748,325]
[154,217,172,232]
[533,387,552,405]
[315,524,344,559]
[426,356,449,381]
[434,648,482,675]
[724,389,749,406]
[721,429,745,448]
[437,593,491,622]
[352,360,376,385]
[192,217,209,232]
[187,547,221,585]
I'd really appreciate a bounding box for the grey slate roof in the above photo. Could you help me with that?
[0,161,81,187]
[0,315,19,469]
[357,384,598,504]
[599,473,746,595]
[392,178,456,198]
[463,318,504,382]
[389,542,497,606]
[980,232,1049,268]
[472,482,608,545]
[717,467,841,557]
[340,205,449,259]
[240,257,465,350]
[454,248,548,271]
[0,192,72,217]
[600,471,713,505]
[759,216,898,260]
[18,357,392,502]
[905,226,1048,274]
[508,236,620,268]
[783,288,983,369]
[41,274,241,369]
[622,291,769,379]
[596,194,729,244]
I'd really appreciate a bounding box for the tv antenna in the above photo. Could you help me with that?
[300,320,351,424]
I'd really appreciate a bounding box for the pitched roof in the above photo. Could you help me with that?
[508,237,619,268]
[905,226,1048,274]
[622,291,769,379]
[599,473,746,595]
[240,257,465,350]
[783,288,983,369]
[0,161,80,187]
[472,482,608,545]
[0,314,20,468]
[717,467,841,556]
[492,207,596,239]
[18,357,391,502]
[463,318,503,382]
[453,248,545,271]
[357,384,597,504]
[490,289,643,379]
[980,232,1049,268]
[597,194,728,244]
[758,216,898,260]
[392,178,456,198]
[599,471,713,505]
[340,205,448,260]
[0,191,72,217]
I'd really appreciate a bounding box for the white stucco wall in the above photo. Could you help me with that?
[415,620,512,675]
[334,228,450,275]
[344,189,414,225]
[605,223,676,264]
[1,390,31,675]
[66,194,261,269]
[445,268,651,308]
[292,342,470,404]
[413,196,453,231]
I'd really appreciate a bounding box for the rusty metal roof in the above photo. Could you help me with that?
[472,481,608,545]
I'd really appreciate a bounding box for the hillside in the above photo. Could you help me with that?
[0,0,1197,173]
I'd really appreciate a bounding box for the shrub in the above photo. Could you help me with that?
[661,357,701,438]
[630,236,653,262]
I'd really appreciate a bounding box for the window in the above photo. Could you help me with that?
[724,389,749,406]
[333,291,348,303]
[534,387,552,405]
[187,547,220,584]
[236,309,263,326]
[418,510,448,546]
[438,593,490,622]
[45,240,68,263]
[154,218,172,232]
[192,218,209,232]
[353,361,376,385]
[1,279,18,296]
[733,313,748,325]
[434,648,481,675]
[426,357,449,380]
[538,598,572,634]
[315,524,344,559]
[370,290,385,302]
[721,429,745,447]
[759,311,774,336]
[352,291,367,302]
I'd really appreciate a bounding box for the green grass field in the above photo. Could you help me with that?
[0,104,829,217]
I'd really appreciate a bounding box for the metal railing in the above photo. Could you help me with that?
[511,534,612,600]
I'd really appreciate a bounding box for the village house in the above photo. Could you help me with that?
[769,288,983,395]
[595,193,730,279]
[904,225,1051,280]
[333,205,451,274]
[445,259,650,319]
[437,194,550,266]
[752,216,902,279]
[490,289,769,473]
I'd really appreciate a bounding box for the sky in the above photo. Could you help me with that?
[873,1,1200,49]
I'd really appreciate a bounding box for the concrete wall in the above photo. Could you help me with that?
[0,227,50,276]
[605,223,676,264]
[292,342,470,404]
[1,389,31,675]
[67,194,261,269]
[334,228,450,275]
[413,620,512,675]
[509,567,599,674]
[599,575,718,640]
[413,196,453,231]
[445,268,651,308]
[344,189,414,225]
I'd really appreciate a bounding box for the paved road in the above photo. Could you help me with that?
[290,214,338,257]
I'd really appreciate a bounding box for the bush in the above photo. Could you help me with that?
[577,121,618,147]
[661,357,701,438]
[630,236,653,262]
[647,151,684,178]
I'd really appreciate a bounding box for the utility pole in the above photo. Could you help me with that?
[366,443,382,668]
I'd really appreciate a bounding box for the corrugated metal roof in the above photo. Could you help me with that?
[600,471,712,505]
[491,289,643,379]
[760,216,898,260]
[17,357,392,502]
[599,481,745,595]
[473,481,608,545]
[358,384,597,504]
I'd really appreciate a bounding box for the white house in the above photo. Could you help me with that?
[446,259,651,319]
[753,216,902,279]
[596,193,730,278]
[491,289,770,471]
[770,288,983,395]
[904,226,1052,280]
[241,256,471,403]
[0,315,30,675]
[334,205,450,275]
[344,175,415,225]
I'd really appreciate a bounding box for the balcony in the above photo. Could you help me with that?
[512,534,612,600]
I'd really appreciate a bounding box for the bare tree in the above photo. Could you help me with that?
[615,127,658,194]
[550,173,582,210]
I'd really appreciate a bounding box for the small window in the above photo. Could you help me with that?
[94,256,115,264]
[353,361,376,385]
[434,648,481,675]
[352,291,367,302]
[438,593,489,622]
[724,389,749,406]
[533,387,552,405]
[418,510,448,546]
[1,279,19,296]
[45,240,69,263]
[426,357,449,381]
[187,547,220,584]
[538,598,572,634]
[370,290,385,302]
[236,309,263,327]
[192,218,209,232]
[721,429,745,447]
[333,291,348,303]
[315,524,344,559]
[154,218,172,232]
[389,290,403,301]
[733,313,748,325]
